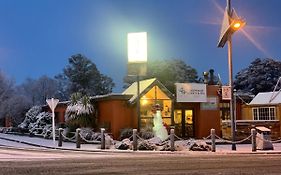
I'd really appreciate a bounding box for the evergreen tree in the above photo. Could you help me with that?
[56,54,115,96]
[123,59,198,93]
[234,58,281,95]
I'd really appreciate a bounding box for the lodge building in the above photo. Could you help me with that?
[43,78,224,139]
[4,78,281,140]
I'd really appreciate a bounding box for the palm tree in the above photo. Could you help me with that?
[65,93,95,128]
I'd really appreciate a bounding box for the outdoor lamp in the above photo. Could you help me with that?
[127,32,148,130]
[230,19,246,31]
[217,0,246,151]
[217,8,246,48]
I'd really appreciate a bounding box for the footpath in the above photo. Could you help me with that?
[1,133,281,154]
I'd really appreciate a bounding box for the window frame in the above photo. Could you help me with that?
[252,106,276,121]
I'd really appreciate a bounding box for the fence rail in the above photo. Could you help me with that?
[55,127,279,152]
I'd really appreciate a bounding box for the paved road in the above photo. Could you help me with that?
[1,147,281,175]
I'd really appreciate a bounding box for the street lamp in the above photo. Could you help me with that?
[218,0,246,151]
[127,32,148,131]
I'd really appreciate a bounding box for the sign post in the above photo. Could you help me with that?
[46,98,59,146]
[127,32,148,131]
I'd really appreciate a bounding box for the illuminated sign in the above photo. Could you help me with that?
[127,32,147,63]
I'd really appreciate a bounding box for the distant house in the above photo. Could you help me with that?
[240,92,281,139]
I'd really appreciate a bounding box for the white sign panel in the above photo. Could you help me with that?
[176,83,207,102]
[127,32,147,63]
[222,86,231,100]
[46,98,59,111]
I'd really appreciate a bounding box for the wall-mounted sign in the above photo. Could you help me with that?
[176,83,207,102]
[201,97,218,110]
[222,86,231,100]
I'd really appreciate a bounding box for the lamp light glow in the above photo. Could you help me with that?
[231,19,245,31]
[127,32,147,63]
[233,22,241,29]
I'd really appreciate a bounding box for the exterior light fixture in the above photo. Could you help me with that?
[230,19,246,31]
[218,6,246,48]
[127,32,148,130]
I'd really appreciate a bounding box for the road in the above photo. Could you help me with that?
[0,147,281,175]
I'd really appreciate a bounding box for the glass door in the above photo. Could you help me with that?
[174,109,194,138]
[184,110,194,138]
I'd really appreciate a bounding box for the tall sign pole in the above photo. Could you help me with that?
[46,98,59,146]
[226,0,236,151]
[127,32,147,131]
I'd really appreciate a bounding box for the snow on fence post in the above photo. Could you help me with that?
[58,128,63,147]
[170,128,175,152]
[101,128,105,149]
[211,128,216,152]
[76,128,81,149]
[251,128,257,152]
[133,129,138,151]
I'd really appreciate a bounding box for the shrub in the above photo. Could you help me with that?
[119,128,133,140]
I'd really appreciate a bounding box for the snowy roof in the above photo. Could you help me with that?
[122,78,174,104]
[90,93,132,101]
[256,126,271,132]
[249,92,281,105]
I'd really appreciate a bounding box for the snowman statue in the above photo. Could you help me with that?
[152,104,168,141]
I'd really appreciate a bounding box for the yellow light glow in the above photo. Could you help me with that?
[233,22,241,29]
[127,32,147,63]
[141,96,148,106]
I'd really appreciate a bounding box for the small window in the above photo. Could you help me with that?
[252,107,276,120]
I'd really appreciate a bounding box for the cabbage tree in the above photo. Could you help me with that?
[65,93,95,128]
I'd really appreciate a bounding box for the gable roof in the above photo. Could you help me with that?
[249,92,281,105]
[122,78,174,104]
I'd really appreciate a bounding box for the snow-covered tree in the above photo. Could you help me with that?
[65,92,95,128]
[18,75,62,105]
[0,71,31,126]
[56,54,115,97]
[0,95,31,125]
[234,58,281,95]
[123,59,198,93]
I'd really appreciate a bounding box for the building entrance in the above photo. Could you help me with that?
[174,109,194,138]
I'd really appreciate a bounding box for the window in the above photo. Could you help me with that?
[252,107,276,120]
[140,85,172,128]
[220,102,230,120]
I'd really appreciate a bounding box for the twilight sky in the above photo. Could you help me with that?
[0,0,281,92]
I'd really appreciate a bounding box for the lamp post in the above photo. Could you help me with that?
[127,32,148,131]
[218,0,246,150]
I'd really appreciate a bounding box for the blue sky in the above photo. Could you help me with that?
[0,0,281,92]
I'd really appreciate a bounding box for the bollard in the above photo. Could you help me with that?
[170,128,175,152]
[76,128,81,149]
[211,128,216,152]
[58,128,63,147]
[251,128,257,152]
[133,129,138,151]
[101,128,105,149]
